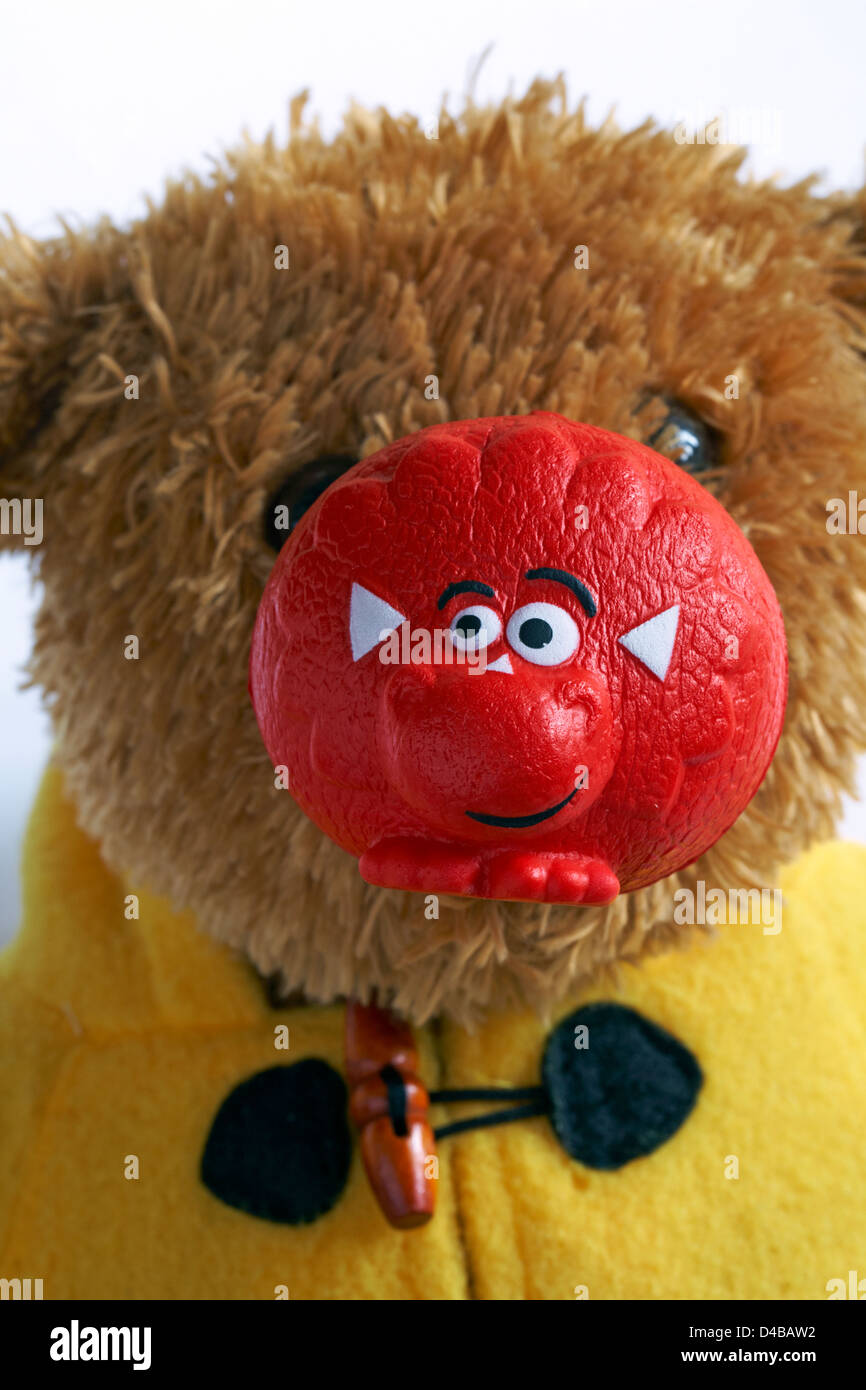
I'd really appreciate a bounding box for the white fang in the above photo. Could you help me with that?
[485,653,513,673]
[618,604,680,681]
[350,583,406,661]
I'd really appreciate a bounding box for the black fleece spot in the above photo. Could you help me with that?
[201,1059,351,1224]
[542,1002,702,1169]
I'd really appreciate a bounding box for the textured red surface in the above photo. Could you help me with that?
[250,414,787,904]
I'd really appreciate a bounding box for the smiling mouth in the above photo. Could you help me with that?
[465,787,578,829]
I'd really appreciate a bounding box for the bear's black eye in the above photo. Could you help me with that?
[263,454,358,552]
[647,405,719,477]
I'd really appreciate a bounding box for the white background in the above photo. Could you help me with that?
[2,0,865,944]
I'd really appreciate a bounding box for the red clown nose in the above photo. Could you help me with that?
[250,413,787,906]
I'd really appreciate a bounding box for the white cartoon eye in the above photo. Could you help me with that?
[506,603,580,666]
[449,605,502,653]
[618,604,680,681]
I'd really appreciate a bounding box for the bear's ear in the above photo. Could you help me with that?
[826,185,866,321]
[0,221,109,552]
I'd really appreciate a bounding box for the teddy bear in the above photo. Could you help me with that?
[1,78,865,1300]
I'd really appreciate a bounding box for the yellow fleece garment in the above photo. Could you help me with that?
[1,765,864,1300]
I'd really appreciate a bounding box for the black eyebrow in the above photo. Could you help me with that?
[437,580,496,610]
[525,567,597,617]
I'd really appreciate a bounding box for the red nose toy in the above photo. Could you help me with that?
[250,414,787,906]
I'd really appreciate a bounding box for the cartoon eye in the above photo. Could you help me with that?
[449,605,502,652]
[646,403,718,477]
[506,603,580,666]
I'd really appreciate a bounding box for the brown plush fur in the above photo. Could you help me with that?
[2,79,866,1025]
